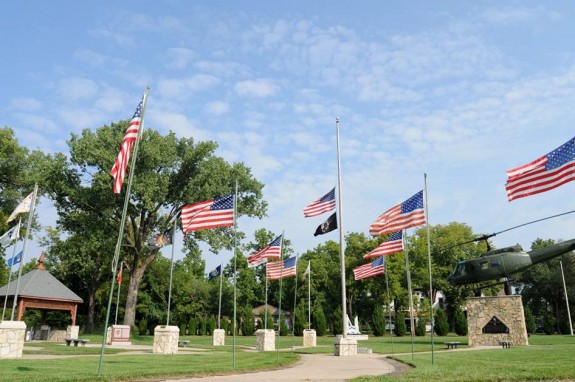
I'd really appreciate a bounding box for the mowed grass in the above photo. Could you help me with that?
[4,333,575,381]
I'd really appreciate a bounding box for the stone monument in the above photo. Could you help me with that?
[153,325,179,354]
[255,328,275,351]
[466,295,529,347]
[0,321,26,359]
[107,324,132,345]
[212,328,225,346]
[303,329,316,347]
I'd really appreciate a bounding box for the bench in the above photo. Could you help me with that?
[499,341,512,348]
[445,341,461,350]
[178,340,190,347]
[65,338,90,347]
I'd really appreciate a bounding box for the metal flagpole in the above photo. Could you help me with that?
[11,184,38,321]
[424,173,435,362]
[335,117,348,338]
[232,180,238,368]
[403,230,415,360]
[308,261,311,330]
[292,255,298,347]
[265,267,269,330]
[166,225,177,325]
[114,261,122,325]
[98,87,150,376]
[383,256,394,355]
[2,217,20,321]
[559,259,573,335]
[276,231,285,361]
[218,262,223,329]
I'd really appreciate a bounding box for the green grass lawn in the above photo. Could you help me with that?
[3,333,575,381]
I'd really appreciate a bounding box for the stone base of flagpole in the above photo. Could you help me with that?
[334,335,357,356]
[66,325,79,340]
[255,329,275,351]
[212,329,225,346]
[0,321,26,359]
[303,329,316,347]
[153,325,179,354]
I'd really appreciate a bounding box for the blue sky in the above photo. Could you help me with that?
[3,1,575,274]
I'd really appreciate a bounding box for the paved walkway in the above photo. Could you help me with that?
[158,353,408,382]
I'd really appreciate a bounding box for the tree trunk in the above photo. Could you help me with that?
[86,292,95,333]
[123,255,155,327]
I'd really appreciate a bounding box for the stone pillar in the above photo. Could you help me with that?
[466,295,529,347]
[303,329,316,347]
[255,329,275,351]
[0,321,27,359]
[153,325,179,354]
[334,335,357,356]
[66,325,80,340]
[107,324,132,345]
[212,328,225,346]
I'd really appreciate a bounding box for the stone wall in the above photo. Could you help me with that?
[466,295,528,347]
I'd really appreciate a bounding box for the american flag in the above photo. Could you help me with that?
[181,194,234,233]
[369,190,425,236]
[363,231,403,258]
[266,256,297,280]
[353,256,385,281]
[110,96,144,194]
[247,234,282,268]
[506,136,575,202]
[303,187,336,217]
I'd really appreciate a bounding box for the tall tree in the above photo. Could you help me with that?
[40,121,266,327]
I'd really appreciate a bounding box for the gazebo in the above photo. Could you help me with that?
[0,253,83,325]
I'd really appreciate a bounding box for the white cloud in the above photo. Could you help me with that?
[234,79,279,98]
[205,101,229,115]
[10,97,42,111]
[480,6,561,25]
[56,77,98,102]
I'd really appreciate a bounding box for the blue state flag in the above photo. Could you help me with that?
[208,265,222,280]
[7,251,23,267]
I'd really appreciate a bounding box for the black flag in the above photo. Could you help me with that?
[314,212,337,236]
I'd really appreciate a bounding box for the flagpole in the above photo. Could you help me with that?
[114,261,122,325]
[232,180,238,368]
[2,217,20,321]
[403,230,415,360]
[98,87,150,377]
[166,225,177,325]
[292,255,298,347]
[559,259,573,335]
[264,267,269,330]
[308,261,311,330]
[424,173,436,362]
[383,256,394,355]
[335,117,348,338]
[11,184,38,321]
[276,231,285,361]
[218,262,223,329]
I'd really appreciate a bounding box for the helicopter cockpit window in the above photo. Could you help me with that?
[490,259,501,267]
[453,262,466,277]
[480,261,489,270]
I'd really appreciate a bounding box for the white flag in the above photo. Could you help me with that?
[7,192,34,223]
[303,261,311,276]
[0,221,20,247]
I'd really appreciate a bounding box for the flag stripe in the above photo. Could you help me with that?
[266,256,297,280]
[303,188,336,217]
[353,257,385,280]
[182,194,234,232]
[110,96,144,194]
[363,231,404,258]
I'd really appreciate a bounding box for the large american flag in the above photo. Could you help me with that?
[303,187,336,217]
[266,256,297,280]
[363,231,403,259]
[369,190,425,236]
[181,194,234,233]
[506,136,575,202]
[110,96,144,194]
[247,234,282,268]
[353,256,385,281]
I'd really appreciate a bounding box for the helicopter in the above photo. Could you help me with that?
[447,237,575,295]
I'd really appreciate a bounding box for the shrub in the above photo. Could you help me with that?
[241,307,255,336]
[434,308,449,336]
[188,317,197,336]
[331,306,343,336]
[138,318,148,335]
[294,305,306,336]
[312,304,327,336]
[372,305,386,336]
[454,307,468,336]
[394,312,407,337]
[415,317,427,336]
[524,306,536,335]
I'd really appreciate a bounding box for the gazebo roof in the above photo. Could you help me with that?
[0,257,82,303]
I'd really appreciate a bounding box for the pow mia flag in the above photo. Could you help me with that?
[314,212,337,236]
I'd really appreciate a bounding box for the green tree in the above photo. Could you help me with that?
[371,305,386,336]
[332,306,343,335]
[188,317,197,335]
[240,306,255,336]
[394,312,407,337]
[40,123,266,328]
[415,317,427,336]
[524,306,536,335]
[293,304,306,336]
[434,308,449,336]
[454,306,468,336]
[312,303,327,336]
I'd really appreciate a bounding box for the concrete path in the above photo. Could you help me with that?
[158,353,407,382]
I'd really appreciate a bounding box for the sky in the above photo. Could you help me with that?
[3,1,575,275]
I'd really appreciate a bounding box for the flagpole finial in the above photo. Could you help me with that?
[336,117,339,123]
